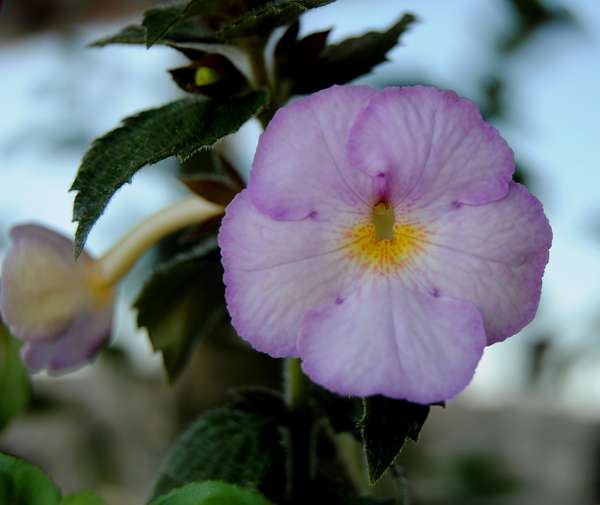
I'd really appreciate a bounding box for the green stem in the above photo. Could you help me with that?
[284,358,310,411]
[245,37,276,128]
[96,196,223,286]
[284,358,312,503]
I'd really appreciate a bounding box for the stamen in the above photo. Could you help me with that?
[372,201,395,241]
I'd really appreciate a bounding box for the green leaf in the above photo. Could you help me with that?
[143,1,224,48]
[218,0,336,39]
[143,5,186,47]
[149,481,275,505]
[292,13,416,94]
[359,396,430,485]
[60,491,106,505]
[152,408,283,498]
[71,91,266,256]
[0,323,30,431]
[0,452,62,505]
[309,386,361,435]
[134,238,225,382]
[89,20,220,48]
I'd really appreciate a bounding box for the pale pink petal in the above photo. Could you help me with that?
[0,224,94,341]
[348,86,514,213]
[21,305,112,373]
[249,85,381,221]
[412,183,552,344]
[299,278,486,403]
[219,191,364,357]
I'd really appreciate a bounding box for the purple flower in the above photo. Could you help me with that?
[219,85,552,403]
[0,224,113,373]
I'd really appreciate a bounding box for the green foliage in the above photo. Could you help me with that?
[359,397,430,485]
[90,20,219,48]
[135,238,225,382]
[282,13,415,95]
[143,1,225,47]
[152,407,283,498]
[0,323,30,431]
[149,481,275,505]
[309,386,361,435]
[217,0,336,39]
[59,491,106,505]
[0,453,61,505]
[71,91,266,256]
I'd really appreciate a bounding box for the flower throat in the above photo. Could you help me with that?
[343,201,428,275]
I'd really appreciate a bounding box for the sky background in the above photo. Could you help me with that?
[0,0,599,415]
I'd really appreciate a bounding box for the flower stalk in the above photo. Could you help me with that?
[95,196,223,287]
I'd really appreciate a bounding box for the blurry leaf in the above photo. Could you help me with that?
[143,1,225,47]
[310,386,361,435]
[292,13,415,94]
[309,476,394,505]
[359,396,430,484]
[152,407,284,497]
[181,173,240,206]
[71,91,266,256]
[481,76,504,120]
[0,452,62,505]
[229,387,287,417]
[218,0,336,39]
[143,5,186,47]
[0,323,30,431]
[89,24,147,46]
[60,491,106,505]
[169,54,249,97]
[274,22,331,90]
[150,481,274,505]
[135,238,224,382]
[501,0,574,52]
[89,20,219,48]
[447,453,521,498]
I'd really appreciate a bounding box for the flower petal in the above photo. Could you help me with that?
[298,278,486,403]
[348,86,514,212]
[219,191,363,357]
[412,182,552,345]
[249,85,380,221]
[21,305,112,373]
[0,224,93,341]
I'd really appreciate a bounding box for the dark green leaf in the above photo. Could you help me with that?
[0,323,30,431]
[150,481,274,505]
[135,238,224,382]
[143,1,225,48]
[274,22,330,91]
[89,20,220,48]
[144,5,186,47]
[359,396,430,484]
[218,0,336,39]
[71,91,266,256]
[310,386,361,435]
[60,491,106,505]
[89,24,147,47]
[152,407,283,497]
[0,452,61,505]
[292,13,416,94]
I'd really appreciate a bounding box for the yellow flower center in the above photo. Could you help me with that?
[344,202,427,275]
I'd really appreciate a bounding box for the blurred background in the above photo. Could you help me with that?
[1,0,599,504]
